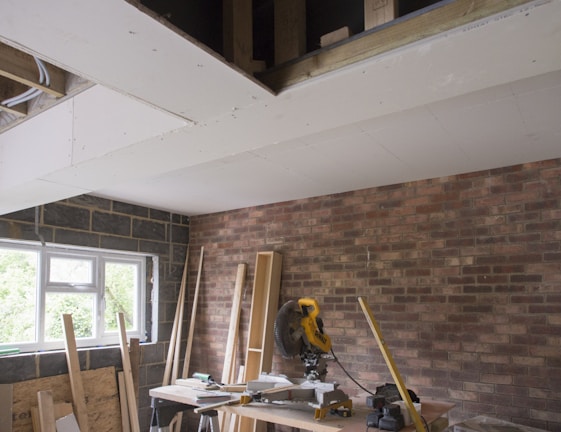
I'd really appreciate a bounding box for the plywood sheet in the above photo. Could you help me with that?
[12,366,121,432]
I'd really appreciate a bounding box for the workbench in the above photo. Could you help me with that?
[149,385,455,432]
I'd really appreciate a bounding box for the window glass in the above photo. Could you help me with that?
[0,240,154,351]
[0,248,38,344]
[45,292,96,340]
[49,256,93,284]
[104,261,138,332]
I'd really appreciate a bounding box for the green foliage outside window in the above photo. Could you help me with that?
[0,250,37,344]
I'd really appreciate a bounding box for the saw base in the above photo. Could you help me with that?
[246,374,352,420]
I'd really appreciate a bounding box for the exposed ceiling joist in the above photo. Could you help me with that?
[0,42,66,97]
[257,0,537,91]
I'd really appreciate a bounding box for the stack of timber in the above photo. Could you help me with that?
[8,311,141,432]
[11,366,121,432]
[163,245,204,432]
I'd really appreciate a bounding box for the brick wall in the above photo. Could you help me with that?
[0,195,189,430]
[187,159,561,431]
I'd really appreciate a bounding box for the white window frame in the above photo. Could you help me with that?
[0,239,157,352]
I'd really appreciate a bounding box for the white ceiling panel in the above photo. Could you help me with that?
[71,86,188,164]
[1,0,561,216]
[0,100,73,189]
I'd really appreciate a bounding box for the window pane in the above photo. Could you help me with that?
[105,262,137,332]
[49,257,93,284]
[0,249,37,344]
[45,293,95,340]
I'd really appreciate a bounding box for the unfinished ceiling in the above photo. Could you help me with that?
[0,0,560,216]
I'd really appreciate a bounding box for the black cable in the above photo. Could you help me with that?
[331,347,430,432]
[330,348,375,396]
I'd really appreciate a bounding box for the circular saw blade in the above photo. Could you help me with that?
[274,300,304,358]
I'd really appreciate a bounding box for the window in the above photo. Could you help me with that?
[0,240,156,352]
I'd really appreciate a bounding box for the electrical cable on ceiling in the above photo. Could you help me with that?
[1,56,50,107]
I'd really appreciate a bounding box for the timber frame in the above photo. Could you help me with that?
[131,0,537,93]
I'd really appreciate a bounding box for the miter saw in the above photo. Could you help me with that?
[274,297,333,381]
[245,298,352,420]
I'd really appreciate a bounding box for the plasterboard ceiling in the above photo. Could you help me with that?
[0,0,560,216]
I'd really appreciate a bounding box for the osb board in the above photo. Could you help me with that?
[12,366,121,432]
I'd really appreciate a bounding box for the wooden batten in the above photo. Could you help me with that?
[364,0,398,31]
[274,0,306,65]
[223,0,265,74]
[62,314,90,432]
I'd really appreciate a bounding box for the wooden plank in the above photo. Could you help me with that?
[320,27,352,48]
[31,403,73,432]
[364,0,398,31]
[13,367,120,432]
[0,42,66,97]
[117,372,131,432]
[257,0,535,91]
[0,384,12,432]
[221,263,246,385]
[62,314,89,432]
[219,263,247,431]
[117,312,141,432]
[223,0,265,74]
[274,0,306,65]
[173,246,204,432]
[129,337,140,401]
[358,297,425,432]
[37,391,56,432]
[181,245,204,379]
[163,247,189,386]
[0,76,28,116]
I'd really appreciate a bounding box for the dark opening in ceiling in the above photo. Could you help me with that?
[138,0,442,70]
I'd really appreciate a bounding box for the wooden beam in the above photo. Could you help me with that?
[117,312,141,432]
[274,0,306,65]
[223,0,265,74]
[62,314,90,432]
[181,245,204,379]
[163,247,189,386]
[364,0,398,31]
[0,76,27,116]
[358,297,425,432]
[0,42,66,97]
[257,0,535,92]
[37,391,57,432]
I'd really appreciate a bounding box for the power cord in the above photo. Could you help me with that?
[330,348,430,432]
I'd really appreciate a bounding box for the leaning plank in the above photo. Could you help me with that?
[0,384,13,432]
[118,372,131,432]
[31,403,73,432]
[13,367,120,432]
[220,263,247,431]
[163,246,189,386]
[37,391,56,432]
[117,312,141,432]
[129,337,140,401]
[62,314,89,432]
[221,263,247,385]
[174,246,204,432]
[181,246,204,379]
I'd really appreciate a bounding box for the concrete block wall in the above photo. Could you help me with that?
[0,195,189,430]
[187,158,561,431]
